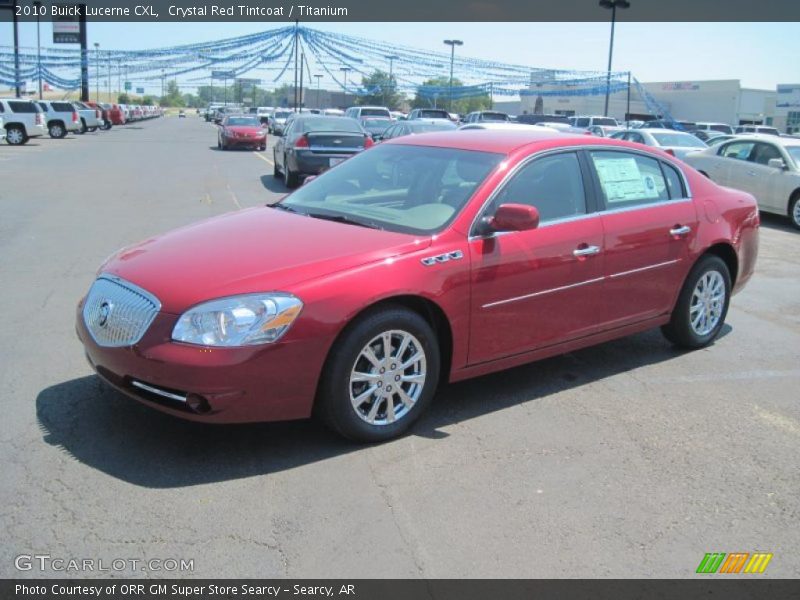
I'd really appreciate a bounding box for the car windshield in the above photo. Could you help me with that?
[226,117,260,126]
[481,112,509,121]
[280,145,503,234]
[408,122,457,132]
[360,109,390,117]
[299,118,364,133]
[651,132,706,148]
[786,147,800,165]
[593,118,617,126]
[361,118,392,130]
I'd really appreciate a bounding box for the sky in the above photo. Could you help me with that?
[3,21,799,94]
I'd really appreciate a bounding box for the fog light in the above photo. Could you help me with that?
[186,393,210,414]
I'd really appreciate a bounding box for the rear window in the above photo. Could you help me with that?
[651,133,706,148]
[418,110,450,119]
[480,112,510,121]
[359,108,390,117]
[575,118,590,127]
[757,127,780,136]
[592,118,618,126]
[52,102,74,112]
[9,101,39,113]
[300,118,364,134]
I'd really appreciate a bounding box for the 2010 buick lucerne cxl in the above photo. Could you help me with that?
[76,130,759,442]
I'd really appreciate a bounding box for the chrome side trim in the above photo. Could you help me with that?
[131,380,187,403]
[482,277,605,309]
[608,259,680,279]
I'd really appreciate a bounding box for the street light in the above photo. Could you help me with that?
[385,54,398,107]
[94,43,100,102]
[443,39,463,112]
[340,67,351,106]
[599,0,630,117]
[314,74,323,109]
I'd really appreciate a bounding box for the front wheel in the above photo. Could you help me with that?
[87,126,97,133]
[317,307,440,442]
[789,193,800,231]
[5,125,27,145]
[661,255,731,349]
[48,123,65,139]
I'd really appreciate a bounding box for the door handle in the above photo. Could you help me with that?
[573,245,601,257]
[670,225,692,236]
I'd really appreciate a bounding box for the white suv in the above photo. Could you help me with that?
[0,98,47,145]
[568,115,619,129]
[344,106,391,120]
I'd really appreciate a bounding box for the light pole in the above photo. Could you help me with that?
[161,69,165,100]
[314,74,323,109]
[599,0,629,117]
[340,67,351,107]
[94,43,100,102]
[34,1,42,99]
[385,54,398,107]
[443,39,463,113]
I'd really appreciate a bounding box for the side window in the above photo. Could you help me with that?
[661,162,686,199]
[589,151,670,209]
[751,143,782,166]
[492,152,587,223]
[719,141,754,161]
[576,117,590,128]
[628,132,645,144]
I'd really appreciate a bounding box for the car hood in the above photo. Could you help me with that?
[101,207,432,314]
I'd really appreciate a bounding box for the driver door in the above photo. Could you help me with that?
[468,151,606,364]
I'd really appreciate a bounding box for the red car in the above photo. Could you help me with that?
[76,130,759,442]
[102,103,126,125]
[217,115,267,151]
[84,101,113,130]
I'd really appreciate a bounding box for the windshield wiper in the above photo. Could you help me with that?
[305,212,382,230]
[271,203,304,214]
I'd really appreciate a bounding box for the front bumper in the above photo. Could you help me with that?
[76,302,324,424]
[223,135,266,148]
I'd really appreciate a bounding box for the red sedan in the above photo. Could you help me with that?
[217,115,267,151]
[77,130,759,442]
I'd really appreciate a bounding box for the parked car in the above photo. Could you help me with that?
[380,120,457,140]
[273,114,373,187]
[71,101,104,133]
[178,109,186,118]
[568,115,619,129]
[641,119,698,132]
[692,130,726,143]
[389,111,407,121]
[705,134,740,146]
[610,128,707,159]
[36,100,81,138]
[322,108,345,117]
[588,125,625,137]
[255,106,273,125]
[695,122,734,135]
[359,116,393,140]
[344,106,391,120]
[103,103,126,125]
[459,122,549,132]
[217,115,267,151]
[515,114,570,126]
[407,108,451,121]
[684,134,800,229]
[734,125,780,136]
[77,129,758,442]
[0,98,47,145]
[85,101,113,130]
[462,110,511,124]
[269,109,292,135]
[0,116,5,143]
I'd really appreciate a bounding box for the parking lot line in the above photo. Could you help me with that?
[253,151,274,165]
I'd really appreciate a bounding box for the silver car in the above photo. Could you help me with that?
[684,134,800,229]
[610,128,707,159]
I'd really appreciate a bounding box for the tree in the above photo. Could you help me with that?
[411,76,491,113]
[159,79,185,107]
[356,70,403,109]
[117,92,130,104]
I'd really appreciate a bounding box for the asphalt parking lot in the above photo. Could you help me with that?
[1,115,798,579]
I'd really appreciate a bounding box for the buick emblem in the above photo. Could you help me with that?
[98,301,112,327]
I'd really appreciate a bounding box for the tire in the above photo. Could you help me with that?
[273,149,280,178]
[48,122,66,139]
[283,155,298,188]
[103,122,112,131]
[217,138,222,150]
[87,126,97,133]
[661,255,731,349]
[789,192,800,231]
[79,119,87,134]
[317,306,441,442]
[259,144,266,151]
[5,125,27,145]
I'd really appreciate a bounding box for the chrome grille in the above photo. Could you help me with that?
[82,275,160,347]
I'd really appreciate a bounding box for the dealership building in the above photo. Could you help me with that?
[508,79,787,129]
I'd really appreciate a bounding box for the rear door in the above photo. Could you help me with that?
[738,142,791,213]
[587,149,698,325]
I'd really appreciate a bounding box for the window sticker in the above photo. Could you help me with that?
[593,156,660,202]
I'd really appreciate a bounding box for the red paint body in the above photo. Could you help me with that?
[219,123,267,150]
[76,131,759,423]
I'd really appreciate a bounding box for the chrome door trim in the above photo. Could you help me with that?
[482,277,605,309]
[608,259,681,280]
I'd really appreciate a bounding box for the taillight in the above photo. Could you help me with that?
[96,109,101,118]
[72,111,78,123]
[294,135,309,149]
[364,135,374,148]
[36,112,44,125]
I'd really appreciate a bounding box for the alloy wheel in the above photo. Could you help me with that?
[689,270,726,336]
[6,127,24,145]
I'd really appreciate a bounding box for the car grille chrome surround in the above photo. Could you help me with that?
[82,275,161,347]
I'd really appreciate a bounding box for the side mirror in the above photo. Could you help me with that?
[768,158,787,170]
[480,203,540,234]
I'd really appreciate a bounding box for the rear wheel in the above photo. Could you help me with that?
[87,126,97,133]
[273,149,280,178]
[283,154,298,188]
[5,125,26,145]
[48,122,66,139]
[79,119,87,134]
[661,255,731,349]
[789,192,800,231]
[317,307,440,442]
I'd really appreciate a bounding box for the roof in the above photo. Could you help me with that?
[389,129,599,154]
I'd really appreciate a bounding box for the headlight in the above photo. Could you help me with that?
[172,293,303,347]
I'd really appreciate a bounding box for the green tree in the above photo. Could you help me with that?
[159,79,185,107]
[412,76,491,113]
[117,92,131,104]
[356,70,403,109]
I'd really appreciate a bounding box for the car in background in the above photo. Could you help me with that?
[178,110,186,118]
[627,120,646,129]
[360,116,393,140]
[407,108,451,121]
[390,111,406,121]
[322,108,345,117]
[568,115,619,129]
[273,114,373,187]
[705,134,741,146]
[460,122,547,132]
[85,101,113,130]
[344,106,391,121]
[380,119,457,141]
[641,119,698,132]
[695,122,734,135]
[610,128,707,159]
[588,125,625,137]
[217,115,267,151]
[103,103,127,125]
[684,134,800,229]
[36,100,81,138]
[0,116,4,142]
[692,130,726,143]
[735,125,780,136]
[255,106,273,125]
[516,114,570,126]
[269,109,292,135]
[0,98,47,145]
[71,101,104,133]
[462,110,511,124]
[76,129,758,442]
